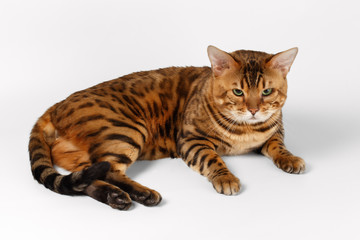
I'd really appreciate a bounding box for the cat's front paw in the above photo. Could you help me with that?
[211,174,241,195]
[274,156,305,174]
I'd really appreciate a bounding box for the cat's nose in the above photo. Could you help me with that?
[248,108,259,116]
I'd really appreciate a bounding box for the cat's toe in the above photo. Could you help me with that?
[107,190,132,210]
[275,156,305,174]
[211,174,241,195]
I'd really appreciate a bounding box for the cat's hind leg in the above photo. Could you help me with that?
[89,134,162,207]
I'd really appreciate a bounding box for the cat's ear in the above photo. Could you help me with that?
[266,47,298,77]
[207,45,238,77]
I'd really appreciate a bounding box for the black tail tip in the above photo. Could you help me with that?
[83,162,111,183]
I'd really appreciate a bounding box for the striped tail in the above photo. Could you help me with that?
[28,105,110,195]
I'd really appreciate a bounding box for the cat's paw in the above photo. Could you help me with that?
[211,174,241,195]
[130,188,162,207]
[107,189,132,210]
[274,156,305,174]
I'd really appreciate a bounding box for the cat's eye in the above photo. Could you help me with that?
[262,88,273,96]
[233,89,244,96]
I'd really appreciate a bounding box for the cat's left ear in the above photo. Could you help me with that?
[207,45,238,77]
[266,47,298,78]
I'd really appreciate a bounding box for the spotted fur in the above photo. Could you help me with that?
[29,46,305,210]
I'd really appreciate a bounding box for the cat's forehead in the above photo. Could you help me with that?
[230,50,274,88]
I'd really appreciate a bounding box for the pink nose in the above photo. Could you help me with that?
[248,108,259,115]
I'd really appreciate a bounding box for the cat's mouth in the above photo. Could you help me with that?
[246,116,263,124]
[227,109,277,125]
[228,111,265,124]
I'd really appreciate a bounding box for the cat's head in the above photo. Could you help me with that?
[207,45,298,124]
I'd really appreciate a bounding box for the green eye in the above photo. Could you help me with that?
[262,88,273,96]
[233,89,244,96]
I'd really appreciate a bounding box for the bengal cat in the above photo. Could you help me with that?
[29,46,305,210]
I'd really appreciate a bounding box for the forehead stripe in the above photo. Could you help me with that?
[256,74,263,88]
[243,61,264,88]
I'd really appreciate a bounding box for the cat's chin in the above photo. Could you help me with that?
[232,116,267,125]
[244,116,273,125]
[245,117,265,124]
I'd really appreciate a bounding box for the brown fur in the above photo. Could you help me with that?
[29,46,305,210]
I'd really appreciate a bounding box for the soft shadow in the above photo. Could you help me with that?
[282,108,360,157]
[155,198,167,208]
[126,160,156,179]
[239,184,246,194]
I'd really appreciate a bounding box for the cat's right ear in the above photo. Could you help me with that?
[207,45,238,77]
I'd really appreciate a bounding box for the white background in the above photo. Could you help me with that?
[1,0,360,239]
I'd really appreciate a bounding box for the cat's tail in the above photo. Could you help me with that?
[28,104,110,195]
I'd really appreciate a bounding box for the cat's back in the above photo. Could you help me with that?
[48,66,211,161]
[52,66,211,119]
[89,66,210,95]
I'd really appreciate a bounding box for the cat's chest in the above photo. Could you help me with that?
[218,130,273,155]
